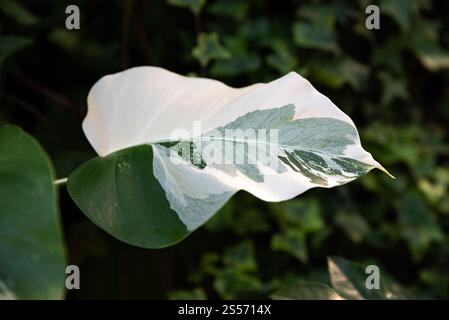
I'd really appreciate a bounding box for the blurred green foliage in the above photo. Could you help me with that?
[0,0,448,299]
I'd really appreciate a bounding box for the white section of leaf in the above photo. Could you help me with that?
[84,67,355,156]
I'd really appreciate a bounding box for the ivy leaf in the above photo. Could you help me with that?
[414,42,449,72]
[192,33,230,67]
[0,125,66,299]
[271,230,308,262]
[328,256,403,300]
[271,280,343,300]
[381,0,412,32]
[334,211,371,244]
[408,19,449,71]
[166,0,206,15]
[210,55,260,77]
[378,71,408,106]
[68,66,390,248]
[0,0,37,26]
[266,39,298,75]
[0,35,32,65]
[208,0,249,20]
[310,58,369,90]
[292,22,338,52]
[273,256,405,300]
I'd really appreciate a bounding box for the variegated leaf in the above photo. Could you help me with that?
[68,66,391,247]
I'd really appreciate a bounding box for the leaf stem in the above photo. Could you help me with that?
[53,177,68,186]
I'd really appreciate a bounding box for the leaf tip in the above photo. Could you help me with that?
[377,165,396,179]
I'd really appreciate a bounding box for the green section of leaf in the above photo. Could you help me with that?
[192,33,230,67]
[0,35,32,64]
[67,144,189,248]
[166,0,206,15]
[0,125,66,299]
[0,0,37,26]
[271,280,342,300]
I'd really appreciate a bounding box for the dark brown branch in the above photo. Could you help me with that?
[14,72,83,117]
[121,0,134,69]
[132,6,152,65]
[0,91,53,128]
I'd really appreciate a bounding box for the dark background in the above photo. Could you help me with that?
[1,0,448,299]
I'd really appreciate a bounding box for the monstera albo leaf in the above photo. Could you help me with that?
[67,66,391,248]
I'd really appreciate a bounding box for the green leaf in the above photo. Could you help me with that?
[208,0,248,20]
[334,211,371,243]
[397,193,444,261]
[0,0,37,26]
[48,28,80,52]
[272,280,343,300]
[210,55,260,77]
[328,256,371,299]
[327,256,401,300]
[169,287,207,300]
[378,71,408,106]
[0,125,66,299]
[372,39,404,73]
[381,0,412,32]
[271,199,324,233]
[266,39,298,75]
[67,144,189,248]
[271,230,308,262]
[192,33,230,67]
[0,279,16,300]
[213,242,263,299]
[0,35,32,65]
[415,42,449,71]
[167,0,206,15]
[408,19,449,71]
[310,58,369,90]
[292,22,338,52]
